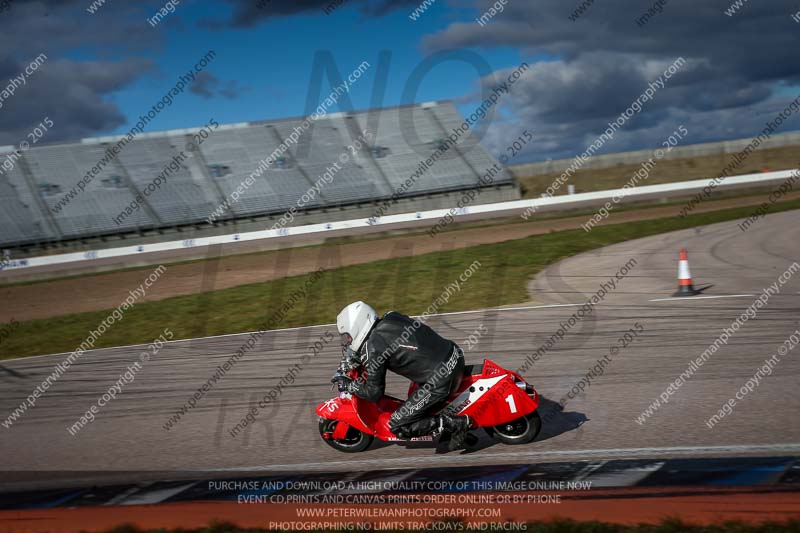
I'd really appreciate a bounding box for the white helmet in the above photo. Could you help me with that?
[336,301,378,353]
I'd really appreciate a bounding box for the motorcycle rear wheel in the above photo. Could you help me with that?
[319,418,374,453]
[485,411,541,445]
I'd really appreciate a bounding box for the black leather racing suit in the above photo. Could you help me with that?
[351,311,465,439]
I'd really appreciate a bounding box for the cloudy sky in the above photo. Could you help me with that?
[0,0,799,163]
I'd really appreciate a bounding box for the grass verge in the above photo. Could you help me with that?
[2,199,799,360]
[513,144,799,198]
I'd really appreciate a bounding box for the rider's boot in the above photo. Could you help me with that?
[440,415,472,451]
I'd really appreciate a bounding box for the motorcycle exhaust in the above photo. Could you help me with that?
[516,381,535,395]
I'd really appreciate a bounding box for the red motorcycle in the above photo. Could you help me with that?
[317,354,541,452]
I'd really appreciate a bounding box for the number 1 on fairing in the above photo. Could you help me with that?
[505,394,518,414]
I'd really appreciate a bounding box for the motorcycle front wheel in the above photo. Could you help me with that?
[319,418,374,453]
[485,411,541,445]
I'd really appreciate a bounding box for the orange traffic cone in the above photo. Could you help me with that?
[673,248,700,297]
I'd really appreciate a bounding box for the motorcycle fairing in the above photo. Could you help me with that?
[460,374,538,426]
[317,358,539,442]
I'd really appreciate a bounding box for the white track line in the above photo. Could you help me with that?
[429,303,585,318]
[213,443,800,473]
[9,291,785,363]
[2,303,586,363]
[649,294,753,302]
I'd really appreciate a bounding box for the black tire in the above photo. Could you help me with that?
[318,418,374,453]
[485,411,541,445]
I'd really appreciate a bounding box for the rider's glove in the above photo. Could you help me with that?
[332,375,359,394]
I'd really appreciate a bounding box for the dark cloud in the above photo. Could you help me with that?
[0,1,165,144]
[219,80,248,99]
[190,71,248,100]
[425,0,800,162]
[215,0,420,27]
[2,0,797,164]
[0,1,160,58]
[189,71,217,98]
[0,57,153,145]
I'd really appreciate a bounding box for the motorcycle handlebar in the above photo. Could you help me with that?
[338,350,361,372]
[330,348,364,391]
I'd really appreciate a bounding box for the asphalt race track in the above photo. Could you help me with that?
[2,210,799,489]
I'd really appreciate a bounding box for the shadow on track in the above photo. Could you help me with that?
[453,396,587,455]
[535,396,588,441]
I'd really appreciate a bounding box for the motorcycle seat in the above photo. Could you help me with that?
[463,362,484,376]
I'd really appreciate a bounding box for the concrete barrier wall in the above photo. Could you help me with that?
[1,169,794,273]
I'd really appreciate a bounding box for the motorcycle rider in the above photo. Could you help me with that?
[332,301,472,451]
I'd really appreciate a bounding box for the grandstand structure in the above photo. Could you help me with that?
[0,101,517,252]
